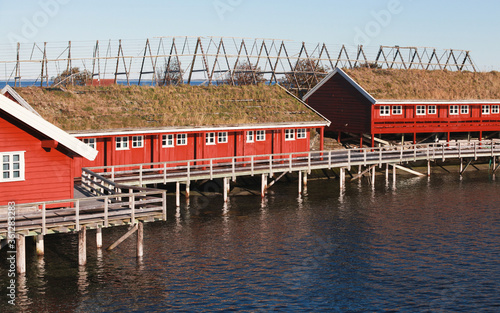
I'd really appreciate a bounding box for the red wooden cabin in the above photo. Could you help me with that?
[304,68,500,146]
[0,93,97,206]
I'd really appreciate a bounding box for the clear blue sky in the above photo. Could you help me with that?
[0,0,499,71]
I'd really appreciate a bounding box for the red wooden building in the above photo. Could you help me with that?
[303,68,500,145]
[0,92,97,206]
[7,85,330,177]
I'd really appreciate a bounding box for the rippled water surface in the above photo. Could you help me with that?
[1,170,500,312]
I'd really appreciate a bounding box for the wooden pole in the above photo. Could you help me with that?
[298,171,302,194]
[427,160,431,176]
[78,226,86,266]
[35,234,44,256]
[16,233,26,274]
[176,181,180,207]
[185,181,190,199]
[261,174,267,197]
[371,166,375,184]
[303,171,308,188]
[392,164,397,183]
[137,222,144,258]
[96,227,103,249]
[385,163,389,181]
[223,177,228,202]
[340,168,345,188]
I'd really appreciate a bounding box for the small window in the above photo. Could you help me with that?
[1,152,25,182]
[132,136,144,148]
[116,137,129,150]
[83,138,96,149]
[428,105,437,114]
[416,105,426,116]
[392,106,402,115]
[285,129,295,141]
[492,105,499,114]
[380,106,390,116]
[176,134,187,146]
[449,105,459,115]
[162,134,174,147]
[206,132,215,145]
[218,132,228,143]
[297,128,307,139]
[460,105,469,114]
[247,131,254,143]
[256,130,266,141]
[482,105,490,115]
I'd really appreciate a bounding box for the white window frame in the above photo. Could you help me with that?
[416,105,426,116]
[83,138,96,149]
[176,134,187,146]
[460,105,469,114]
[115,136,129,150]
[1,152,25,182]
[492,105,499,114]
[256,130,266,141]
[162,134,174,147]
[428,105,437,115]
[285,129,295,141]
[206,132,215,145]
[218,132,228,143]
[246,131,254,143]
[482,105,490,115]
[449,105,459,115]
[380,106,390,116]
[392,105,402,115]
[132,136,144,148]
[297,128,307,139]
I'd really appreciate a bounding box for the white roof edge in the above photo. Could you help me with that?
[0,95,98,161]
[302,67,377,104]
[71,122,329,137]
[1,85,42,117]
[277,83,331,127]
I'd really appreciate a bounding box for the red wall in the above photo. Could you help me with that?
[0,114,74,205]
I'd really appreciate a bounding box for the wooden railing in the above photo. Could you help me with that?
[83,140,500,186]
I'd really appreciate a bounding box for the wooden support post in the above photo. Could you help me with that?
[261,174,267,197]
[371,166,375,184]
[223,177,228,202]
[176,181,180,207]
[162,191,167,221]
[392,164,397,183]
[460,158,463,173]
[137,222,144,258]
[340,168,345,189]
[185,181,190,199]
[96,227,103,249]
[303,171,308,188]
[16,233,26,274]
[35,234,44,256]
[298,170,302,194]
[78,226,87,266]
[385,163,389,181]
[427,160,431,176]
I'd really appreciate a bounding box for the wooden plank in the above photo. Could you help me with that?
[393,164,425,177]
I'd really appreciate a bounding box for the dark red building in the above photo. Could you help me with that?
[303,68,500,145]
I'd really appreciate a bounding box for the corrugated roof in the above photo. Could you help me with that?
[14,84,328,132]
[343,68,500,101]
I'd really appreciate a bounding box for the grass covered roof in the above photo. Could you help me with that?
[343,68,500,101]
[14,84,325,132]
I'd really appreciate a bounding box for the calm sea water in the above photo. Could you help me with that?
[1,169,500,312]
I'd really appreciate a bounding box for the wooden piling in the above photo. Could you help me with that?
[392,164,397,183]
[185,181,190,199]
[303,171,308,187]
[137,222,143,258]
[427,160,431,176]
[261,174,267,197]
[35,234,44,256]
[16,233,26,274]
[298,171,302,194]
[176,181,180,207]
[223,177,228,202]
[371,166,375,184]
[78,226,86,266]
[96,227,102,249]
[340,168,345,188]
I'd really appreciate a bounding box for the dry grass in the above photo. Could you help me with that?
[14,84,322,131]
[343,68,500,100]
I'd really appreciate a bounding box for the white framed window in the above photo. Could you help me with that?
[297,128,307,139]
[115,137,129,150]
[256,130,266,141]
[132,136,144,148]
[428,105,437,114]
[83,138,96,149]
[449,105,459,115]
[218,132,228,143]
[246,131,254,143]
[460,105,469,114]
[380,106,390,116]
[1,152,25,182]
[285,129,295,141]
[416,105,426,115]
[176,134,187,146]
[492,105,499,114]
[392,106,402,115]
[162,134,174,147]
[482,105,490,115]
[206,132,215,145]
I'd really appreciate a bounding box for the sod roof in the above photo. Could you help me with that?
[342,68,500,101]
[13,84,326,132]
